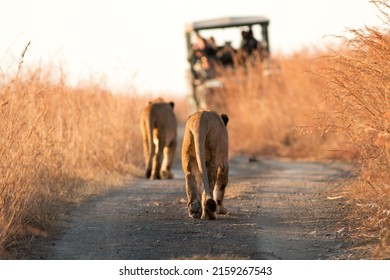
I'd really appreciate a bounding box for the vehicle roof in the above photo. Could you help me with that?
[185,16,269,32]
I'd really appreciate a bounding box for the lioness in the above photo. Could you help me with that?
[182,110,229,219]
[140,98,177,180]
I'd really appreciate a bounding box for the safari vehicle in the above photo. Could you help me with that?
[185,16,270,110]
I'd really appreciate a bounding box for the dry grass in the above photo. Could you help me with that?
[206,0,389,258]
[0,44,145,257]
[1,1,389,259]
[318,0,390,258]
[216,51,349,160]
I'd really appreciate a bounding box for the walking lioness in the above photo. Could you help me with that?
[140,98,177,180]
[182,110,229,219]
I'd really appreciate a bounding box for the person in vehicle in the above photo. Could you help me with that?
[217,41,236,67]
[189,33,208,80]
[205,36,218,59]
[240,29,258,56]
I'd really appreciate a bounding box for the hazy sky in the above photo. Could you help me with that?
[0,0,385,96]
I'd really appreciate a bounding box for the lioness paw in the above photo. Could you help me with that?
[145,169,152,179]
[205,198,217,213]
[161,170,174,179]
[188,202,202,219]
[201,198,217,220]
[151,173,161,180]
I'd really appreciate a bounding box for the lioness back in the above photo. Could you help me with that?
[140,99,177,180]
[182,110,229,220]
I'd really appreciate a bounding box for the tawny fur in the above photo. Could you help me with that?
[181,110,229,220]
[140,98,177,180]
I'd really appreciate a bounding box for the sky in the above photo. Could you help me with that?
[0,0,386,96]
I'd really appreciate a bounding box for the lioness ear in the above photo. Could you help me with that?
[169,101,175,109]
[220,113,229,126]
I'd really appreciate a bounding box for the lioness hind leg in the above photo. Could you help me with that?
[200,161,218,220]
[185,168,202,219]
[201,192,217,220]
[151,138,164,180]
[145,168,152,179]
[145,142,154,179]
[160,149,172,179]
[214,164,229,215]
[141,118,152,179]
[167,139,177,178]
[160,140,176,179]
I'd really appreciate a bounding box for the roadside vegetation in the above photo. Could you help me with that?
[0,47,145,257]
[218,0,389,258]
[320,1,390,258]
[0,0,388,259]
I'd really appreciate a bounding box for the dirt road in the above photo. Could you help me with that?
[28,157,356,260]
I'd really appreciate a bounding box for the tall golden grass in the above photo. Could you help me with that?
[210,0,388,258]
[0,45,144,257]
[219,52,349,159]
[319,0,390,258]
[1,0,389,259]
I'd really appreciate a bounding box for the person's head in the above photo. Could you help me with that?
[241,31,248,39]
[193,33,206,49]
